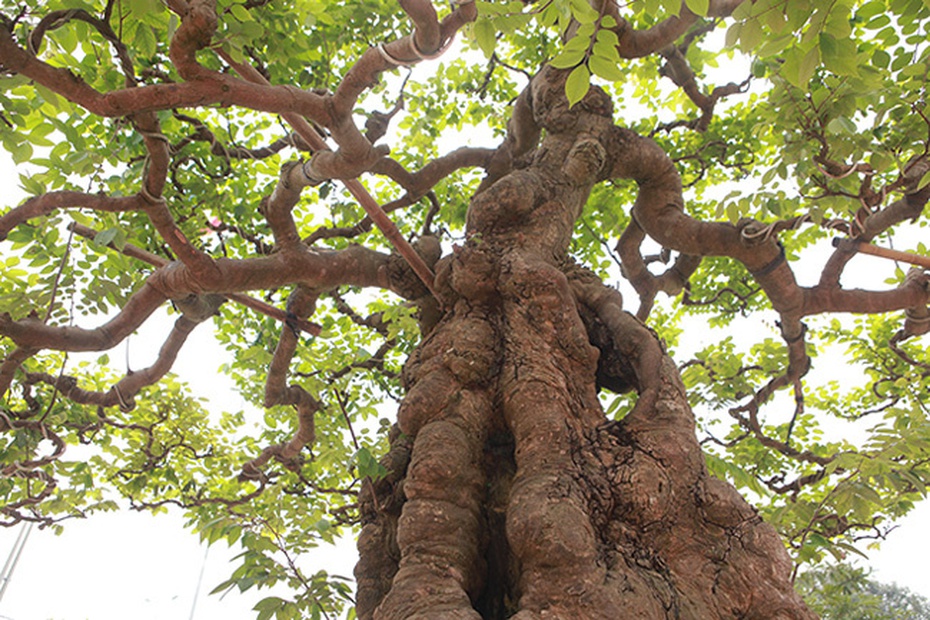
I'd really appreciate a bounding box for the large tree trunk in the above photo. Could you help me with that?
[354,68,816,620]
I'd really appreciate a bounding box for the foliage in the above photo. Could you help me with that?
[1,0,930,617]
[797,563,930,619]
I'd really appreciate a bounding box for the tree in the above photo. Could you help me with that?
[797,563,930,620]
[1,0,929,618]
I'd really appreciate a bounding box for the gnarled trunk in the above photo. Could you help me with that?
[354,68,816,620]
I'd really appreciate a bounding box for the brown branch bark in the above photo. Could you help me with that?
[0,191,144,242]
[241,286,321,480]
[216,51,441,300]
[23,313,203,412]
[595,0,749,60]
[615,216,701,319]
[67,223,323,336]
[0,23,331,121]
[0,282,165,351]
[819,156,930,286]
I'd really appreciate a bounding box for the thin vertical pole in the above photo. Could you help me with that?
[187,543,210,620]
[0,522,33,602]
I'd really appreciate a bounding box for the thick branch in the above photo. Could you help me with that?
[819,156,930,286]
[0,192,144,241]
[803,269,930,317]
[24,313,205,412]
[605,125,806,320]
[0,282,164,351]
[595,0,752,60]
[616,216,701,319]
[218,52,441,299]
[68,222,317,335]
[133,111,223,286]
[0,25,330,122]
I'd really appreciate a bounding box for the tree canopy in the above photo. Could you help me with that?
[797,562,930,620]
[1,0,930,618]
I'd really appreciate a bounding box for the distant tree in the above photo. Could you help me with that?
[1,1,930,619]
[798,563,930,620]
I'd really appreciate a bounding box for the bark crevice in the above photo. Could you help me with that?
[355,68,814,620]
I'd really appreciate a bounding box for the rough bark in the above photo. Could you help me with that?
[354,68,815,620]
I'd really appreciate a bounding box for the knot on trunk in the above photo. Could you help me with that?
[562,136,607,186]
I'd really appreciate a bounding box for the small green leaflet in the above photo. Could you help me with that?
[566,65,591,108]
[918,169,930,191]
[685,0,710,16]
[589,55,625,82]
[474,18,496,58]
[550,48,585,69]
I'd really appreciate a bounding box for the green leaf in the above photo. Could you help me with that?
[725,23,741,48]
[569,0,600,23]
[826,116,856,134]
[588,55,625,82]
[254,597,287,612]
[739,19,763,52]
[94,229,117,248]
[781,45,820,88]
[229,3,253,22]
[473,18,496,58]
[550,48,585,69]
[126,0,162,16]
[684,0,709,16]
[18,173,46,196]
[661,0,681,16]
[871,48,891,69]
[869,151,894,171]
[918,170,930,191]
[565,65,591,108]
[819,33,859,75]
[8,140,33,164]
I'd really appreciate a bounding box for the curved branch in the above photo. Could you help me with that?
[595,0,751,60]
[0,238,420,357]
[168,0,218,81]
[659,44,750,132]
[263,161,325,250]
[803,264,930,317]
[616,216,701,319]
[330,0,478,118]
[243,288,320,480]
[305,147,494,244]
[0,346,37,401]
[819,157,930,287]
[29,8,135,85]
[0,192,144,241]
[217,53,441,298]
[372,147,495,197]
[132,110,224,286]
[604,125,806,320]
[0,25,330,122]
[172,112,310,160]
[0,282,165,351]
[568,264,665,414]
[24,313,207,412]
